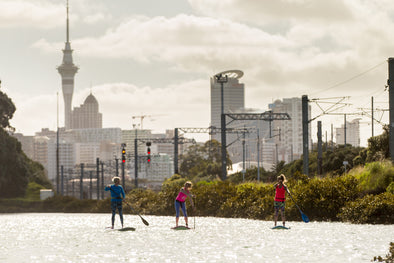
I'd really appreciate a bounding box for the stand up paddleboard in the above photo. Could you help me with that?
[271,225,290,230]
[171,226,191,230]
[106,227,136,231]
[118,227,136,231]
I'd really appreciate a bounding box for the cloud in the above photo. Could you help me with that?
[6,0,393,145]
[9,92,59,135]
[30,4,394,98]
[72,79,210,132]
[83,13,112,25]
[0,0,64,29]
[187,0,353,25]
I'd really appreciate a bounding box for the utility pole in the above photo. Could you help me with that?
[96,158,100,200]
[80,163,84,200]
[121,143,126,186]
[371,96,374,137]
[344,114,347,147]
[257,128,260,182]
[302,95,309,176]
[174,128,179,174]
[101,161,104,199]
[388,58,394,162]
[317,121,323,175]
[134,138,138,188]
[215,73,228,180]
[61,165,64,195]
[56,92,60,194]
[89,171,93,200]
[115,157,119,177]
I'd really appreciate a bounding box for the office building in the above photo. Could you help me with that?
[71,93,102,129]
[335,118,361,147]
[210,70,245,132]
[210,70,245,163]
[269,97,311,163]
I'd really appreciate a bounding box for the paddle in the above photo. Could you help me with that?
[193,196,196,229]
[108,186,149,226]
[286,189,310,223]
[124,201,149,226]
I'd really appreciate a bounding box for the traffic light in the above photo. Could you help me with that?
[122,147,126,163]
[146,142,151,163]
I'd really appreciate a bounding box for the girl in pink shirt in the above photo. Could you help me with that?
[175,181,195,228]
[274,174,288,227]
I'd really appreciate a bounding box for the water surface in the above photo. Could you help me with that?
[0,213,392,262]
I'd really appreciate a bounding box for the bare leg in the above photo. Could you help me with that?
[274,210,278,226]
[176,217,179,227]
[280,210,285,226]
[184,217,188,227]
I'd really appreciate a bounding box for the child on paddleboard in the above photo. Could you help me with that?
[274,174,288,227]
[105,176,126,229]
[175,181,195,228]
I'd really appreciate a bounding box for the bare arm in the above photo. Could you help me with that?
[180,188,194,207]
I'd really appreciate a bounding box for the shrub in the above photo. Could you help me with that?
[356,161,394,194]
[387,182,394,194]
[290,174,361,221]
[338,192,394,224]
[25,182,45,200]
[220,182,273,219]
[193,180,236,217]
[372,242,394,262]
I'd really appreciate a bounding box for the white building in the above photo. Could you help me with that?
[71,93,102,129]
[47,140,75,182]
[335,118,361,147]
[269,97,311,163]
[132,153,174,183]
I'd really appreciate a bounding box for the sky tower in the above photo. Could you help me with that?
[57,0,78,130]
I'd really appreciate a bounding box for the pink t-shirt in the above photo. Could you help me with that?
[176,189,188,202]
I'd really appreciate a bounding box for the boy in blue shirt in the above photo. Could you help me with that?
[105,177,126,229]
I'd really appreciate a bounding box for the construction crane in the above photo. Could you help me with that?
[132,115,151,129]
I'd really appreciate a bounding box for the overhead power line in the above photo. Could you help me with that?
[310,60,386,96]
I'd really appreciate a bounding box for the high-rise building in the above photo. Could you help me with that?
[210,70,245,133]
[57,2,78,130]
[71,93,102,129]
[335,118,361,147]
[47,140,74,181]
[270,97,311,162]
[210,70,245,163]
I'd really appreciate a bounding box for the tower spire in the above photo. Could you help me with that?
[57,0,78,130]
[66,0,69,43]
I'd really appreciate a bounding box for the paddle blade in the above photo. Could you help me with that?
[141,216,149,226]
[301,212,310,223]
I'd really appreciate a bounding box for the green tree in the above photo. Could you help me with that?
[366,125,389,162]
[0,88,16,129]
[0,88,51,197]
[179,140,232,181]
[0,128,29,197]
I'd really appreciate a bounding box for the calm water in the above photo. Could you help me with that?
[0,213,392,263]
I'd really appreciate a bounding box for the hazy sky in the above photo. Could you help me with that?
[1,0,392,146]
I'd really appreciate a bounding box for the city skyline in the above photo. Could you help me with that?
[1,0,392,146]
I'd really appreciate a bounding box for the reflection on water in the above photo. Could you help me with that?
[0,213,392,263]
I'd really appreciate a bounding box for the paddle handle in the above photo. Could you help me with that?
[286,189,310,223]
[108,187,149,226]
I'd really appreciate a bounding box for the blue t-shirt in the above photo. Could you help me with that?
[105,184,125,202]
